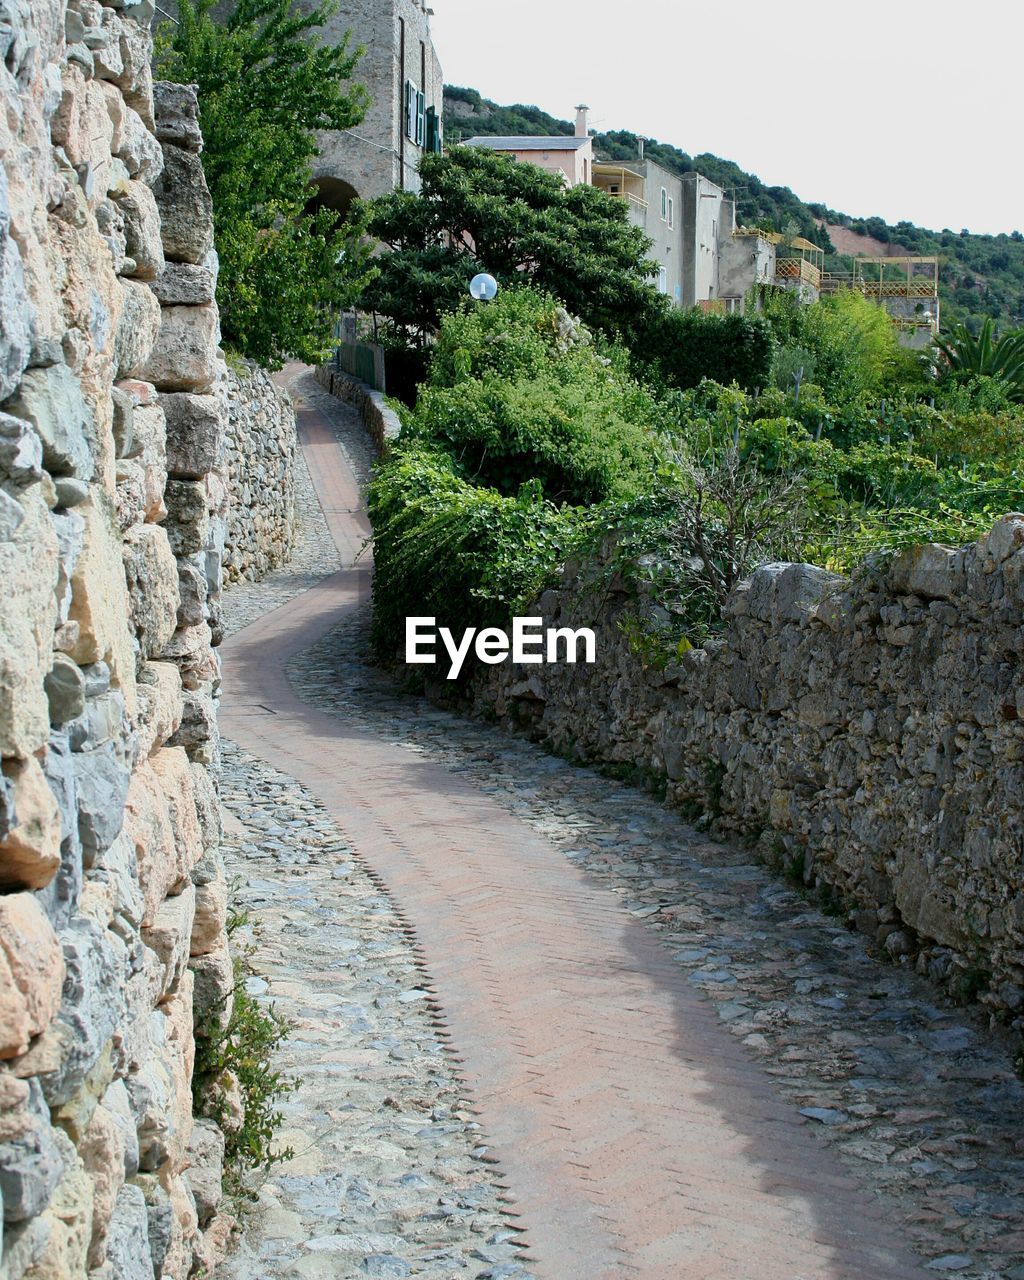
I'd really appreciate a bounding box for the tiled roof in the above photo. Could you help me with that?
[463,135,591,151]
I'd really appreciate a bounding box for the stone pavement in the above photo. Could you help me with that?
[218,370,1024,1280]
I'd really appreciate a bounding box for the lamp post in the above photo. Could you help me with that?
[469,272,498,302]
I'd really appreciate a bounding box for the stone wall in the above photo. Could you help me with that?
[0,6,232,1276]
[457,518,1024,1023]
[315,364,401,452]
[222,362,295,585]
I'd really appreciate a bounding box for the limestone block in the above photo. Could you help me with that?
[66,491,138,715]
[122,759,182,927]
[4,363,95,479]
[889,542,963,602]
[0,172,33,404]
[132,401,168,522]
[39,731,84,929]
[0,894,64,1057]
[190,864,226,958]
[99,1077,139,1177]
[125,1057,172,1173]
[162,392,223,479]
[114,102,163,185]
[140,303,219,393]
[135,661,184,759]
[78,1102,126,1268]
[142,882,196,999]
[101,1183,153,1280]
[67,688,125,753]
[40,916,127,1108]
[44,654,85,726]
[73,741,131,864]
[150,745,203,880]
[192,1210,234,1276]
[152,144,213,265]
[152,81,202,152]
[112,179,164,280]
[185,1118,224,1227]
[0,485,59,756]
[113,276,162,380]
[0,757,62,892]
[981,513,1024,564]
[123,523,180,659]
[0,1079,64,1222]
[164,479,209,556]
[189,764,221,854]
[0,410,44,486]
[189,944,234,1037]
[149,263,215,308]
[51,68,114,193]
[110,385,134,458]
[168,690,218,766]
[164,1169,200,1280]
[175,557,208,628]
[52,507,86,628]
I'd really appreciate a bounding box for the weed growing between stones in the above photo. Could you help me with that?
[193,911,297,1200]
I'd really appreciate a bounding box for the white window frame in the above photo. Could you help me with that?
[660,187,668,221]
[658,265,668,294]
[667,196,674,228]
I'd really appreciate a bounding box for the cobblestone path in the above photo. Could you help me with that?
[219,371,1024,1280]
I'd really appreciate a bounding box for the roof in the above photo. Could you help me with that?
[463,135,591,152]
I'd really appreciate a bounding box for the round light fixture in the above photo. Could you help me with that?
[469,272,498,302]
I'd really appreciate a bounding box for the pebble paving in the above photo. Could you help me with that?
[221,371,1024,1280]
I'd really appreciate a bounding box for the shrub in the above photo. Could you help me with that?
[368,444,589,656]
[640,309,775,394]
[407,290,666,504]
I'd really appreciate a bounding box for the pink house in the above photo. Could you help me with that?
[463,106,594,187]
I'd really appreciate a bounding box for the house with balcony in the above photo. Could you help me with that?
[592,155,684,304]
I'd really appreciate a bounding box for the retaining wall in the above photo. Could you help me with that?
[0,8,232,1276]
[223,362,295,585]
[457,519,1024,1021]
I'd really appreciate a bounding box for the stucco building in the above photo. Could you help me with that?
[464,106,595,187]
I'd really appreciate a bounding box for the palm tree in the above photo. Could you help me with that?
[933,317,1024,401]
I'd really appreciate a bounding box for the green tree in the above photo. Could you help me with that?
[156,0,372,367]
[933,318,1024,402]
[354,144,667,349]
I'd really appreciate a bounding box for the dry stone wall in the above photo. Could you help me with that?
[222,362,295,585]
[0,6,232,1276]
[459,518,1024,1024]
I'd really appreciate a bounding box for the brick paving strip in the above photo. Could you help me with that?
[218,372,946,1280]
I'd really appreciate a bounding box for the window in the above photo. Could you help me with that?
[658,266,668,294]
[425,106,443,153]
[415,90,426,146]
[660,187,668,220]
[405,79,417,141]
[667,196,674,228]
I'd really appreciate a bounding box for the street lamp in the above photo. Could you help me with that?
[469,272,498,302]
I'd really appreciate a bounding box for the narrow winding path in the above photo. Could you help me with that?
[219,371,1023,1280]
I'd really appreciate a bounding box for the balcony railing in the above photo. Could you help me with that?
[775,257,821,289]
[820,273,937,299]
[601,189,648,211]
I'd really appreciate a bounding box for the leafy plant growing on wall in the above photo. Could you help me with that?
[156,0,373,367]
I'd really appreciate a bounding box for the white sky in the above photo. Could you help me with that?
[430,0,1024,236]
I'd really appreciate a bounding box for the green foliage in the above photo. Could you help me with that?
[406,291,664,504]
[760,287,908,404]
[640,308,775,393]
[354,145,666,349]
[444,87,1024,332]
[156,0,372,367]
[193,925,296,1197]
[368,443,589,655]
[934,318,1024,402]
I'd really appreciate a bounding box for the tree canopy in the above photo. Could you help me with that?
[355,145,668,349]
[157,0,372,368]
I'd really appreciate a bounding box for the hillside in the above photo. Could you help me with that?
[444,87,1024,332]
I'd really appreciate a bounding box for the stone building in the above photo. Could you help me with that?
[303,0,444,213]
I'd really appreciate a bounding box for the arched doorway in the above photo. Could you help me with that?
[305,175,361,226]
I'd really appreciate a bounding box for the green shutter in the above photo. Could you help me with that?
[415,91,426,146]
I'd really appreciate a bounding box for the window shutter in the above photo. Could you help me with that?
[416,91,426,146]
[405,80,416,140]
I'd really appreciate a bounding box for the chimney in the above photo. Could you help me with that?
[575,104,590,138]
[638,137,645,160]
